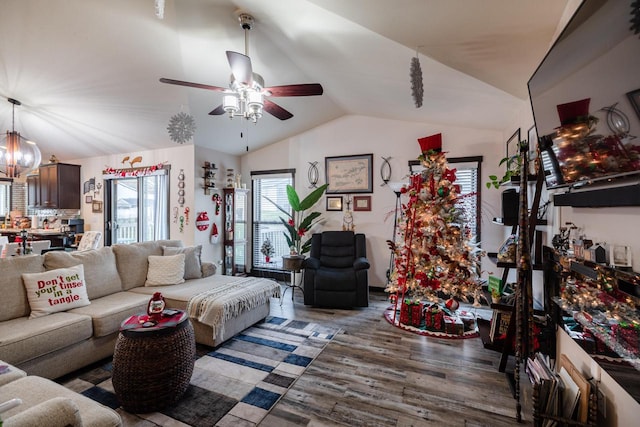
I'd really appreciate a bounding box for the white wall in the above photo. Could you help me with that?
[71,144,195,245]
[193,145,241,270]
[241,113,525,287]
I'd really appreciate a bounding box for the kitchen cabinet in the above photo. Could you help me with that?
[28,163,81,209]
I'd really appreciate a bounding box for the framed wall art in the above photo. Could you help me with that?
[92,200,103,213]
[627,88,640,120]
[85,195,93,204]
[325,153,373,194]
[610,245,632,267]
[506,128,521,160]
[326,196,343,211]
[353,195,371,211]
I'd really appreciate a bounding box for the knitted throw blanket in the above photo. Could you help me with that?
[187,277,281,339]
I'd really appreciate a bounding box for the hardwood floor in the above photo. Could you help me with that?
[263,289,532,426]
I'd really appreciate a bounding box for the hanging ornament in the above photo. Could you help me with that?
[196,211,210,231]
[177,169,185,207]
[410,48,424,108]
[212,193,221,215]
[167,112,196,144]
[211,223,219,244]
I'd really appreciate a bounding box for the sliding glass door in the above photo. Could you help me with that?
[105,172,169,245]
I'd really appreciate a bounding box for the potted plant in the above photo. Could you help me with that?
[490,287,502,304]
[264,183,328,259]
[260,238,275,263]
[486,153,521,189]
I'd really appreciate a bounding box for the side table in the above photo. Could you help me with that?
[112,310,195,413]
[281,255,305,304]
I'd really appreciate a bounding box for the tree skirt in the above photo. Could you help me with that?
[383,304,480,339]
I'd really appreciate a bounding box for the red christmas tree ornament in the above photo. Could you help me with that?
[445,298,459,311]
[196,211,210,231]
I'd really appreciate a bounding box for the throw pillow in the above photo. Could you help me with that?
[162,245,203,279]
[145,254,185,286]
[22,264,91,319]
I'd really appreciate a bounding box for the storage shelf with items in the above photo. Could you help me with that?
[222,188,249,276]
[202,162,218,195]
[545,251,640,404]
[480,146,551,381]
[528,353,599,427]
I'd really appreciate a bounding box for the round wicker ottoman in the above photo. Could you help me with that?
[112,310,195,413]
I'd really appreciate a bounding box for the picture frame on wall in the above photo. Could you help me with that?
[610,245,632,267]
[85,195,93,204]
[92,200,103,213]
[326,196,343,211]
[506,128,521,160]
[353,195,371,211]
[325,153,373,194]
[627,88,640,120]
[527,125,538,174]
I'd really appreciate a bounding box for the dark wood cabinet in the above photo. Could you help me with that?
[27,174,40,208]
[29,163,81,209]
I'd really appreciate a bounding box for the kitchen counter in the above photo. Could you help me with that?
[1,228,64,236]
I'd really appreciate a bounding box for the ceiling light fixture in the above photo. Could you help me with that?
[0,98,41,178]
[222,13,265,123]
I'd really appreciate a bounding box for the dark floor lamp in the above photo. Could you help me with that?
[386,182,404,284]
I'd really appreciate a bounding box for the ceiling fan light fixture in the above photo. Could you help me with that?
[223,94,240,116]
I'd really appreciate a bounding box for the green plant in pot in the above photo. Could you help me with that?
[264,183,328,256]
[486,152,522,189]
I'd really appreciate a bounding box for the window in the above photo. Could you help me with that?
[104,167,170,245]
[0,179,10,219]
[251,169,294,270]
[409,156,482,244]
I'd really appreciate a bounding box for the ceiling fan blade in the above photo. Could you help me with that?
[159,78,226,92]
[265,83,323,97]
[264,99,293,120]
[226,51,253,85]
[209,105,225,115]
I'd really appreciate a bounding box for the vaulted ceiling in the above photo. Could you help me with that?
[0,0,572,161]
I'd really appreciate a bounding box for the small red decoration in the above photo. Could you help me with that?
[211,223,219,244]
[147,292,165,321]
[212,193,221,215]
[196,211,210,231]
[445,298,459,311]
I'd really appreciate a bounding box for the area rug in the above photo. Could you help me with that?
[58,316,340,426]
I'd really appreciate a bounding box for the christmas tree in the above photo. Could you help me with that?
[385,133,481,306]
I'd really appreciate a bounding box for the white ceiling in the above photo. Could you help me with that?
[0,0,572,161]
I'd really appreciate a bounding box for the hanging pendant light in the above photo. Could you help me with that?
[0,98,41,178]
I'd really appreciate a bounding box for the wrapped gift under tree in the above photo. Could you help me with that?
[423,304,445,331]
[400,300,423,327]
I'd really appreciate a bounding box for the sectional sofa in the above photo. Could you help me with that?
[0,239,281,380]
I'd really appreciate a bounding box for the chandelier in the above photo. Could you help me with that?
[0,98,41,178]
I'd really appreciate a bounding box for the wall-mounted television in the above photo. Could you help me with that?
[528,0,640,189]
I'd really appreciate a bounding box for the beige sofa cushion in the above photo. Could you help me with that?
[43,247,122,300]
[0,312,92,366]
[163,245,203,279]
[0,360,27,386]
[0,256,45,322]
[112,240,183,290]
[68,291,150,337]
[0,376,122,427]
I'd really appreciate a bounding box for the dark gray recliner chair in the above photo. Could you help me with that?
[303,231,369,308]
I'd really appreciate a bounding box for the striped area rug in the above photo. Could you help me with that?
[58,317,340,426]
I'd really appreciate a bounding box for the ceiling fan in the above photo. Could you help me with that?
[160,13,323,123]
